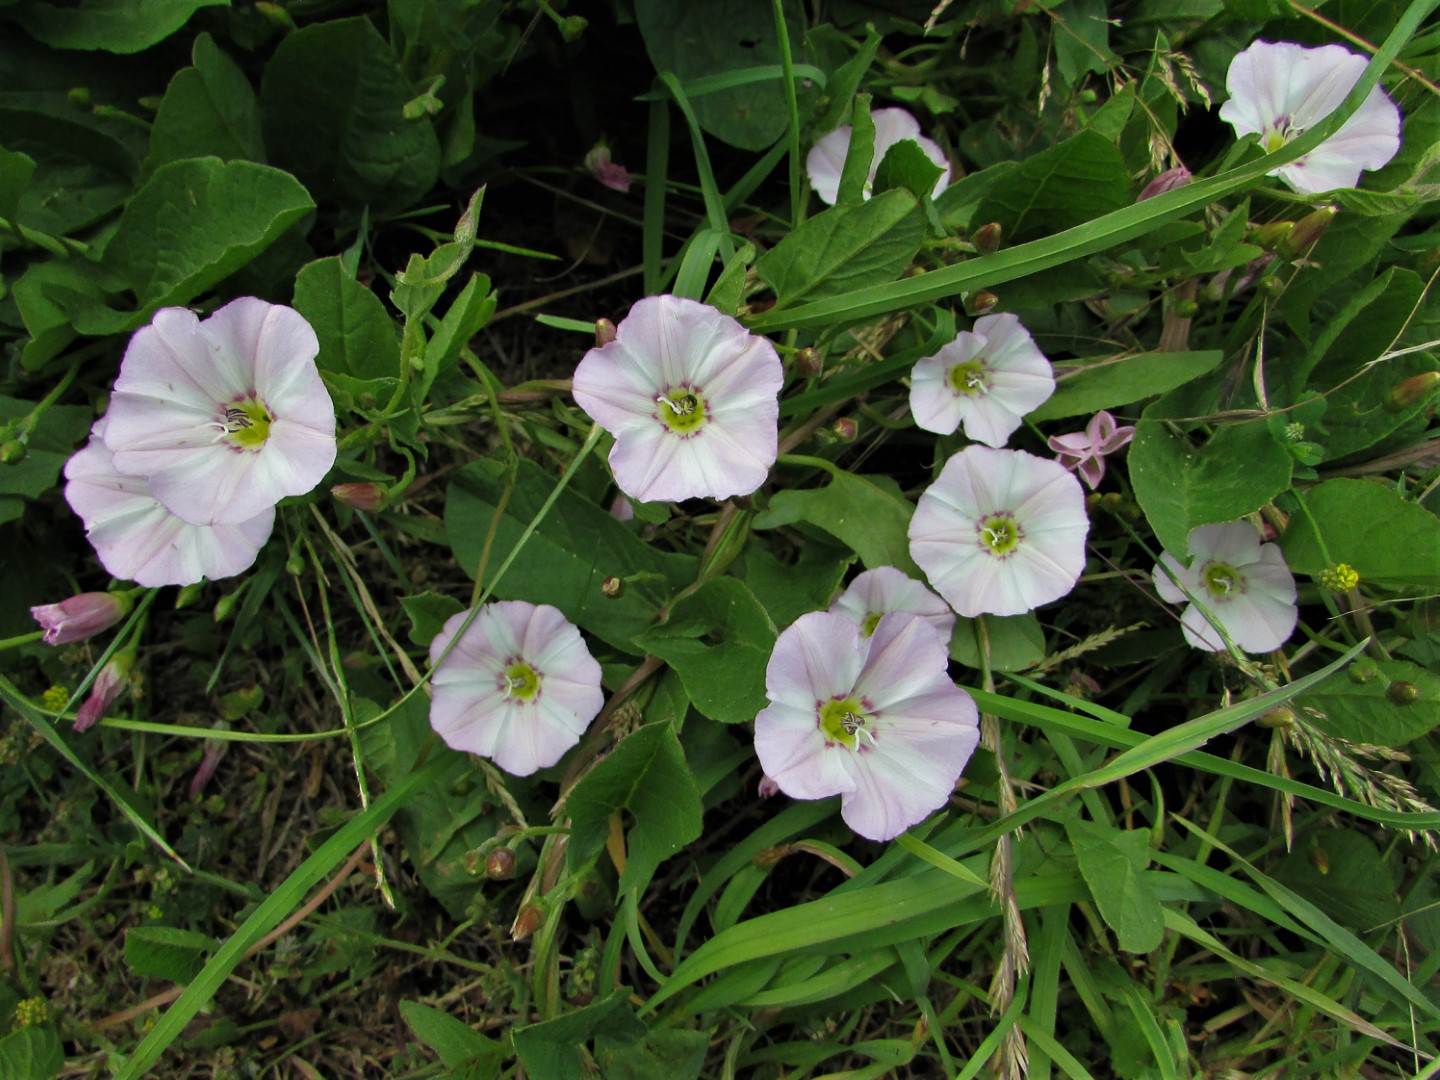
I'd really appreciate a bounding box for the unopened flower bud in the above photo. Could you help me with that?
[966,290,999,316]
[1387,680,1419,705]
[1253,221,1295,253]
[1280,205,1337,260]
[1384,371,1439,412]
[831,417,858,442]
[0,441,25,465]
[31,592,131,645]
[1257,705,1295,728]
[331,482,387,512]
[213,592,240,623]
[794,347,823,377]
[595,318,618,347]
[757,775,780,798]
[1137,165,1192,201]
[485,848,516,880]
[600,576,625,599]
[1173,299,1200,318]
[1309,847,1330,874]
[76,650,133,732]
[285,551,306,576]
[511,904,543,941]
[972,222,1002,255]
[1347,658,1377,684]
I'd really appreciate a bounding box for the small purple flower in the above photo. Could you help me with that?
[1047,410,1136,490]
[754,611,979,841]
[31,592,130,645]
[428,601,604,777]
[585,143,631,193]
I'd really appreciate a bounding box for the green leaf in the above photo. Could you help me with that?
[399,592,464,648]
[740,537,852,631]
[106,158,314,311]
[1305,267,1424,384]
[756,189,925,308]
[399,1001,504,1078]
[1029,351,1225,422]
[632,577,776,724]
[512,988,644,1080]
[1281,478,1440,588]
[292,257,401,381]
[124,925,213,984]
[444,458,697,653]
[0,395,93,524]
[418,271,497,402]
[704,242,755,316]
[634,0,807,151]
[872,138,943,201]
[1273,829,1399,929]
[7,0,227,54]
[754,470,920,576]
[11,260,117,370]
[836,95,875,207]
[145,32,265,177]
[1301,658,1440,745]
[0,1025,62,1080]
[0,146,36,222]
[259,16,441,211]
[1129,417,1292,556]
[1068,823,1165,954]
[971,130,1129,244]
[594,1027,710,1080]
[949,613,1045,672]
[567,721,703,897]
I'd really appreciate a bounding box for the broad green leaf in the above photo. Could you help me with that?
[7,0,227,54]
[0,396,93,524]
[1318,348,1438,462]
[594,1027,710,1080]
[1273,829,1399,929]
[754,470,920,577]
[512,987,644,1080]
[632,577,776,724]
[1129,417,1292,556]
[11,260,117,370]
[740,537,852,631]
[399,1001,504,1078]
[418,271,498,403]
[0,146,36,221]
[634,0,807,151]
[756,189,925,308]
[949,613,1045,672]
[1052,0,1116,86]
[567,721,703,898]
[0,1026,62,1080]
[106,158,314,310]
[293,256,401,381]
[259,16,441,211]
[145,33,265,177]
[1301,658,1440,745]
[1304,266,1424,386]
[1029,351,1225,422]
[872,138,944,201]
[398,592,464,648]
[445,457,697,652]
[1068,823,1165,954]
[971,131,1129,244]
[124,925,213,984]
[705,242,755,316]
[1281,478,1440,588]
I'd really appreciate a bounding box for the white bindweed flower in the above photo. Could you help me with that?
[102,298,337,526]
[64,423,275,587]
[571,295,783,503]
[754,610,979,842]
[909,313,1054,447]
[1152,521,1298,653]
[829,566,956,644]
[428,601,604,777]
[806,107,951,205]
[1219,40,1401,195]
[909,445,1089,617]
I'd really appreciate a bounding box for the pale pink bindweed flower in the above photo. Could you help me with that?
[805,107,951,205]
[584,143,632,193]
[1219,41,1401,195]
[75,649,133,732]
[1047,410,1136,490]
[909,313,1055,448]
[909,446,1089,618]
[428,601,604,777]
[754,611,979,841]
[30,591,131,645]
[571,295,783,503]
[102,298,337,527]
[65,423,275,587]
[829,566,955,644]
[1152,521,1298,653]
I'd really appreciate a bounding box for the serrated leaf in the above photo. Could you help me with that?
[1301,659,1440,745]
[0,1025,62,1080]
[8,0,227,54]
[1068,823,1164,953]
[1030,351,1225,422]
[106,158,314,310]
[1130,416,1292,556]
[754,471,920,576]
[124,925,213,984]
[1281,478,1440,588]
[756,189,925,307]
[259,16,440,211]
[633,577,776,724]
[293,256,401,382]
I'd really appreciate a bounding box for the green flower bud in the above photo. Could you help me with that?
[972,222,1003,255]
[1279,205,1337,259]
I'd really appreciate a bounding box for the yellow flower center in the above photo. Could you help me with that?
[1202,562,1240,599]
[220,398,273,450]
[656,388,707,435]
[978,513,1022,557]
[502,661,541,701]
[818,696,873,751]
[947,360,989,397]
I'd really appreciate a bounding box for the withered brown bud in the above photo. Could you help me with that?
[511,904,543,941]
[1384,371,1439,413]
[600,576,625,599]
[972,221,1002,255]
[331,482,386,512]
[794,347,823,378]
[485,848,516,880]
[831,417,858,442]
[966,290,999,316]
[595,318,617,348]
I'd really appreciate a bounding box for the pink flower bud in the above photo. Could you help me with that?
[584,144,631,193]
[1137,165,1192,201]
[331,482,386,512]
[595,318,617,348]
[75,652,132,732]
[31,592,130,646]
